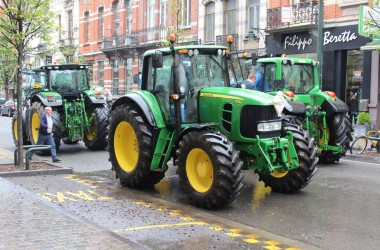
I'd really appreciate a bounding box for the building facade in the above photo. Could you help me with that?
[79,0,199,95]
[264,0,378,125]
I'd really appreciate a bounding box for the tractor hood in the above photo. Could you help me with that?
[199,87,276,106]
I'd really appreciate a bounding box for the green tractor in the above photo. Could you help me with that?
[229,54,353,163]
[12,64,109,152]
[108,38,318,209]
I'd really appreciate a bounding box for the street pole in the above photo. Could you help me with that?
[317,0,324,89]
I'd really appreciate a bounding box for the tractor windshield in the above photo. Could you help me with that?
[282,64,314,93]
[179,52,228,88]
[50,70,89,92]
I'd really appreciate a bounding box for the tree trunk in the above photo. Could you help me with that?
[16,48,24,168]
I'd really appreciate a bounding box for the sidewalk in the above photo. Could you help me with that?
[344,150,380,164]
[0,154,143,250]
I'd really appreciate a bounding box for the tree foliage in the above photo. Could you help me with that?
[0,0,55,167]
[362,0,380,38]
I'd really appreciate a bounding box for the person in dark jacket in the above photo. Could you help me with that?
[30,106,61,162]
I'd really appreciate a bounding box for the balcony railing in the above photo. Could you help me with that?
[102,26,171,50]
[267,1,319,31]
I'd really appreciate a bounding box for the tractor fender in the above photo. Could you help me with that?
[30,94,62,107]
[320,99,349,117]
[84,93,108,106]
[283,100,306,115]
[175,123,219,149]
[112,93,157,127]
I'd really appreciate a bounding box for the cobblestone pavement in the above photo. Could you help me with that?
[0,177,143,250]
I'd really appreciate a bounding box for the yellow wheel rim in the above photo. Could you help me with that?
[31,112,40,143]
[13,119,18,142]
[271,170,288,178]
[186,148,214,193]
[85,110,95,141]
[114,121,138,173]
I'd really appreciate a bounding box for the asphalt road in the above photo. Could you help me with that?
[2,115,380,249]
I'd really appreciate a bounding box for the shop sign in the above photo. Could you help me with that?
[323,30,358,45]
[283,34,313,50]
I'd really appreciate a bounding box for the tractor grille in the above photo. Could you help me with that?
[240,105,280,138]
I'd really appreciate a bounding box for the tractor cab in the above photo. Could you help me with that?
[144,45,230,125]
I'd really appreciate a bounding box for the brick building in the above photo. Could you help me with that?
[79,0,199,95]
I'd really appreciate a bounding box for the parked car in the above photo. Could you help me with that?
[0,98,5,108]
[0,100,16,117]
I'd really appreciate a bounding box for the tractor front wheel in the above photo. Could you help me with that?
[258,123,318,193]
[319,113,353,163]
[108,104,165,187]
[176,130,244,209]
[84,106,109,150]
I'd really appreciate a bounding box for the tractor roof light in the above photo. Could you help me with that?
[242,52,248,58]
[94,91,102,95]
[326,91,336,98]
[169,34,176,44]
[226,35,234,45]
[46,94,54,99]
[282,59,288,65]
[313,61,320,67]
[178,49,188,54]
[171,94,179,100]
[281,54,287,58]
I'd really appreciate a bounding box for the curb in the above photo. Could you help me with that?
[0,164,73,177]
[343,154,380,164]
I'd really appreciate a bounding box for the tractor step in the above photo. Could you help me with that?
[151,129,175,172]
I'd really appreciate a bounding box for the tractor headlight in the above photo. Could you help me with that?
[257,121,282,132]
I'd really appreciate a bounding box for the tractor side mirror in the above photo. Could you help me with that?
[152,51,163,68]
[251,52,258,66]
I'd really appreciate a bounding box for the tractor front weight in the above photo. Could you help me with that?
[239,135,299,175]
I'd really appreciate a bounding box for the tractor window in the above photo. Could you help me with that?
[262,63,276,91]
[50,70,89,92]
[282,64,314,93]
[147,55,173,122]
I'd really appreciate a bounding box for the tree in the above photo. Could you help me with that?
[0,0,55,168]
[361,0,380,39]
[0,46,17,100]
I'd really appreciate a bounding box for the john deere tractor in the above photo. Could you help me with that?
[229,54,353,163]
[108,37,318,209]
[12,64,109,152]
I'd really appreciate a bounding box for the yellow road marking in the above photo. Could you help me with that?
[0,150,14,158]
[226,233,243,237]
[114,221,209,232]
[209,226,224,231]
[243,238,260,244]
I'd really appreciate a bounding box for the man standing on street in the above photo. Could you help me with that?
[30,107,61,162]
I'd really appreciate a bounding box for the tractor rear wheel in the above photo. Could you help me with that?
[319,113,353,163]
[176,130,244,209]
[258,123,318,193]
[29,102,61,154]
[84,106,109,150]
[12,113,31,146]
[109,104,165,187]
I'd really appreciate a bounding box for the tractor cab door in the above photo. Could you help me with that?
[146,53,198,124]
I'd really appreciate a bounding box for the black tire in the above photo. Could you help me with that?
[109,104,165,187]
[258,122,318,193]
[176,130,244,209]
[319,113,353,163]
[350,136,368,155]
[62,138,78,144]
[12,114,31,146]
[28,102,61,155]
[84,106,109,150]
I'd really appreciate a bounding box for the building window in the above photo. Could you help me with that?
[182,0,190,27]
[84,11,89,43]
[160,0,167,26]
[98,61,104,87]
[113,1,120,36]
[248,0,260,37]
[68,10,73,39]
[125,1,132,34]
[124,58,133,92]
[99,8,104,40]
[206,3,215,42]
[148,0,154,28]
[112,59,119,95]
[226,0,236,35]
